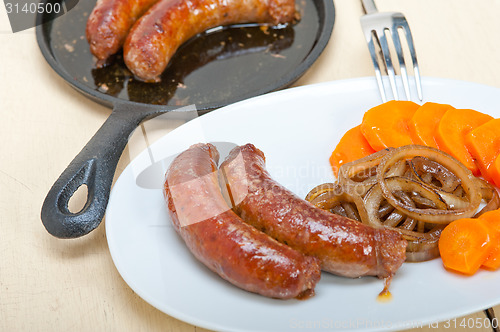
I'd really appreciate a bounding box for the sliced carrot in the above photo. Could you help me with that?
[465,118,500,184]
[438,218,493,275]
[490,154,500,188]
[329,125,376,177]
[482,246,500,270]
[478,210,500,270]
[360,100,420,151]
[435,109,493,176]
[408,102,454,148]
[478,210,500,234]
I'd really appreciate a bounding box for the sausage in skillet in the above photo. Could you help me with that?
[124,0,297,82]
[86,0,161,66]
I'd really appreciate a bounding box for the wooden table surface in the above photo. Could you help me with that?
[1,0,500,331]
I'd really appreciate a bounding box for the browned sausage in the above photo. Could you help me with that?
[164,143,320,299]
[219,144,408,279]
[86,0,161,67]
[124,0,297,82]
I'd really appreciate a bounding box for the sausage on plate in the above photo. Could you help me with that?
[124,0,297,82]
[86,0,161,66]
[164,143,320,299]
[219,144,408,279]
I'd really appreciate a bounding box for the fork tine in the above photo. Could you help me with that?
[366,32,388,102]
[377,28,399,100]
[360,2,424,102]
[414,65,423,101]
[399,20,423,101]
[391,25,411,100]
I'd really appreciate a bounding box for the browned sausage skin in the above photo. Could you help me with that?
[220,144,408,279]
[124,0,297,82]
[164,143,320,299]
[86,0,160,67]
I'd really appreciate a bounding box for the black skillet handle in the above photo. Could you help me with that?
[41,103,158,238]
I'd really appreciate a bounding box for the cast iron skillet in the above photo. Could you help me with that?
[37,0,335,238]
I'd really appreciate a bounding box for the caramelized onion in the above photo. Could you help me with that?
[376,145,481,223]
[474,178,500,217]
[306,183,368,222]
[337,149,393,197]
[306,144,495,263]
[409,156,461,192]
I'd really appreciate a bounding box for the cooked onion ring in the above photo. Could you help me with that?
[474,178,500,217]
[376,145,481,223]
[306,183,368,222]
[409,156,461,192]
[337,148,393,197]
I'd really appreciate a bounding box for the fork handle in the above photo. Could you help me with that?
[361,0,378,14]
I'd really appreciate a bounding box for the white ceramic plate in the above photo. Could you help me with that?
[106,77,500,332]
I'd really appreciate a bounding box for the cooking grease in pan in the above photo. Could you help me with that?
[44,0,321,107]
[93,25,295,105]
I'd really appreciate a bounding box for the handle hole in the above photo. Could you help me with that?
[68,184,89,214]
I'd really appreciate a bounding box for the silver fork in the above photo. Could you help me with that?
[360,0,423,102]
